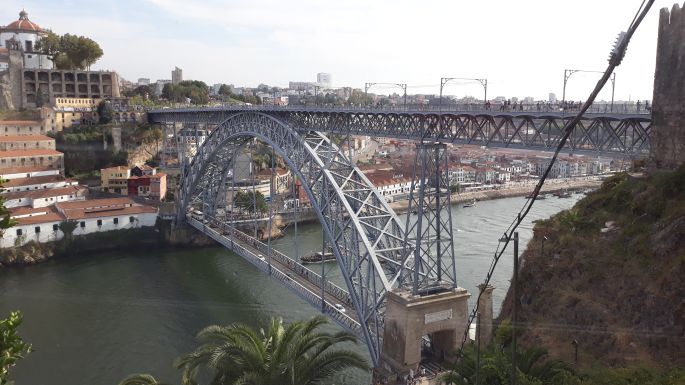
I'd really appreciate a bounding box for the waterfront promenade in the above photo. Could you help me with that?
[389,176,604,214]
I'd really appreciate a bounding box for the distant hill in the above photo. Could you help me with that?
[498,165,685,368]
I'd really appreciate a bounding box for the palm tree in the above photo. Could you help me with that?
[118,374,175,385]
[176,315,369,385]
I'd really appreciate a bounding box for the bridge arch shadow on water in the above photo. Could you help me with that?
[178,111,436,365]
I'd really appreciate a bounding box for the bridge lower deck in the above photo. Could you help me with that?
[186,215,362,336]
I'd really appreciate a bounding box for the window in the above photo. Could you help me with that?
[129,216,135,223]
[80,221,85,228]
[16,229,22,236]
[53,224,58,231]
[97,219,102,226]
[113,218,119,225]
[35,226,40,234]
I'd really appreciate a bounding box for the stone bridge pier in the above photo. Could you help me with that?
[379,287,471,375]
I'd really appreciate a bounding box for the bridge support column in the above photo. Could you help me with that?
[404,142,457,292]
[379,287,470,376]
[476,284,495,347]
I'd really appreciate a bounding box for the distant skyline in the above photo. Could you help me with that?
[4,0,678,101]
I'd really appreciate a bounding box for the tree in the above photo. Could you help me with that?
[218,84,232,96]
[233,190,268,214]
[117,374,173,385]
[36,32,103,70]
[58,220,78,241]
[162,81,209,105]
[97,101,113,124]
[34,30,61,63]
[441,320,574,385]
[175,315,368,385]
[0,311,32,385]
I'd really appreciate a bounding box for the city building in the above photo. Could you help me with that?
[102,165,167,200]
[0,149,64,173]
[137,78,150,86]
[0,134,55,150]
[317,73,332,88]
[19,68,120,107]
[0,10,52,69]
[127,171,167,201]
[255,167,292,194]
[0,120,45,135]
[0,165,60,180]
[0,174,77,193]
[176,127,208,164]
[3,184,86,209]
[154,79,171,96]
[549,93,558,103]
[172,67,183,85]
[0,197,158,248]
[100,166,131,194]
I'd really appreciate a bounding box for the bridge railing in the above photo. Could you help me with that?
[150,102,651,115]
[202,215,353,305]
[188,217,361,333]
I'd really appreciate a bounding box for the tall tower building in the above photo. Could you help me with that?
[172,67,183,85]
[317,73,332,88]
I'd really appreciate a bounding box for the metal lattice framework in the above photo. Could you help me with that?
[148,106,651,154]
[178,112,426,364]
[403,143,457,294]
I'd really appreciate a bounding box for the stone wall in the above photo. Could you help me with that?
[651,3,685,169]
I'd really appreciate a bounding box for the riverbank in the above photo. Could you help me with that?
[389,177,602,213]
[0,220,218,268]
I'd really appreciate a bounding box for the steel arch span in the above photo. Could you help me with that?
[178,112,440,364]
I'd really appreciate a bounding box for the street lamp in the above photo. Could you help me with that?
[439,77,488,111]
[364,82,407,108]
[562,69,616,112]
[541,235,548,257]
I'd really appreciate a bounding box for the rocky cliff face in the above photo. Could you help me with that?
[499,166,685,368]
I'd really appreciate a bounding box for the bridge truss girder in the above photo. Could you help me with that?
[177,112,424,365]
[149,108,651,154]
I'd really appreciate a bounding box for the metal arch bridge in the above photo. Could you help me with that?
[148,104,652,154]
[178,112,455,365]
[158,105,651,366]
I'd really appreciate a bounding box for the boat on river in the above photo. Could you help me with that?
[555,189,572,198]
[300,251,336,264]
[463,199,476,208]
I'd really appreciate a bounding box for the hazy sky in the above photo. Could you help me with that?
[4,0,679,101]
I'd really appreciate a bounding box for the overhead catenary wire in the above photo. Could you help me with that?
[454,0,655,359]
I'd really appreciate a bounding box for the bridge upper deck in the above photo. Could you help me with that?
[148,103,651,122]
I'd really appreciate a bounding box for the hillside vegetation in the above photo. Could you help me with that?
[499,165,685,369]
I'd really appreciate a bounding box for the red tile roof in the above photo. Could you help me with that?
[10,206,65,226]
[0,149,63,158]
[55,197,157,220]
[5,10,42,32]
[0,120,41,126]
[0,166,60,175]
[2,185,85,201]
[0,134,53,142]
[1,175,74,188]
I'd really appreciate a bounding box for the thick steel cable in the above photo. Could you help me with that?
[454,0,655,358]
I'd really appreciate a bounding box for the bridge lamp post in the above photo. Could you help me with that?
[439,77,488,111]
[562,69,616,112]
[364,82,408,108]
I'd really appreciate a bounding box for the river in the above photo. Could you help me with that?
[0,194,583,385]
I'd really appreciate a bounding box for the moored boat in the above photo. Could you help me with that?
[300,251,336,264]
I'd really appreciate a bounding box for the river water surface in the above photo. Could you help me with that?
[0,194,583,385]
